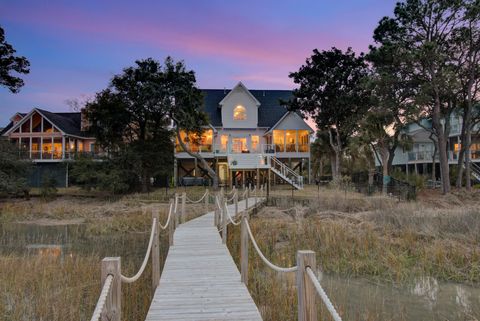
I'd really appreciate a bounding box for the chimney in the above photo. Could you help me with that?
[80,108,90,132]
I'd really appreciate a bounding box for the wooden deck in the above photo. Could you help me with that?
[145,197,264,321]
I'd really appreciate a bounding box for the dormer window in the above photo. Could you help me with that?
[233,105,247,121]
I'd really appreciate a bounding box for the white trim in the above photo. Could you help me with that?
[4,108,67,136]
[9,112,24,122]
[264,111,314,135]
[218,82,261,107]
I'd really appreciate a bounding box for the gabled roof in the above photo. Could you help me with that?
[201,89,294,128]
[2,108,90,138]
[219,82,261,107]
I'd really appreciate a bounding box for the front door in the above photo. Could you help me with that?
[218,162,229,185]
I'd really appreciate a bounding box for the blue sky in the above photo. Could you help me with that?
[0,0,398,125]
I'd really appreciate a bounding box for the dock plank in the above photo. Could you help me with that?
[145,197,264,321]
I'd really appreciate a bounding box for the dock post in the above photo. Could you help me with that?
[222,201,227,244]
[240,213,248,284]
[152,210,160,292]
[296,250,317,321]
[174,193,179,228]
[204,189,209,213]
[181,192,186,223]
[101,257,121,321]
[169,199,174,246]
[234,191,238,216]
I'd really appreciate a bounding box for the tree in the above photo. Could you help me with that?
[0,139,30,197]
[373,0,464,194]
[158,57,219,188]
[0,26,30,93]
[451,0,480,190]
[86,58,174,192]
[367,39,418,175]
[359,108,412,194]
[288,47,371,179]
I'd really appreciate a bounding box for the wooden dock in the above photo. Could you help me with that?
[145,197,264,321]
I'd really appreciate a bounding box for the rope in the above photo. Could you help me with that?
[306,267,343,321]
[89,274,114,321]
[225,187,236,196]
[223,201,241,225]
[226,191,237,203]
[158,202,173,230]
[120,218,156,283]
[245,220,298,273]
[185,190,208,203]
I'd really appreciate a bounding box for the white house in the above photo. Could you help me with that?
[377,116,480,181]
[175,82,314,189]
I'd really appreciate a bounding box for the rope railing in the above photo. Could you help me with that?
[185,189,209,203]
[245,220,298,273]
[306,267,343,321]
[225,191,237,203]
[223,201,241,225]
[120,218,157,283]
[158,202,174,230]
[90,199,178,321]
[89,274,114,321]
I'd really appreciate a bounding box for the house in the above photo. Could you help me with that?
[378,115,480,181]
[1,108,98,187]
[175,82,314,189]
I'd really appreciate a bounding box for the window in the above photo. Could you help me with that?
[273,130,285,152]
[251,135,259,152]
[233,105,247,121]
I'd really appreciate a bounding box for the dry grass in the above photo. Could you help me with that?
[227,187,480,321]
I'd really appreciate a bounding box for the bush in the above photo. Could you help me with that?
[40,174,57,200]
[0,139,31,198]
[391,168,426,190]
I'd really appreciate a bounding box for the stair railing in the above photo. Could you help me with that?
[268,156,304,189]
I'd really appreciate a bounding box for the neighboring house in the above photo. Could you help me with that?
[1,108,98,187]
[376,115,480,181]
[175,82,314,189]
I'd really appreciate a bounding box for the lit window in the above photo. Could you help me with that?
[233,105,247,121]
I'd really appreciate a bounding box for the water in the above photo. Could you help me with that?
[0,222,152,259]
[321,274,480,320]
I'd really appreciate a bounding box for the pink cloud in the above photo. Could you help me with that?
[1,4,362,69]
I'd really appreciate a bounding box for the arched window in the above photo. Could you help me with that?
[233,105,247,121]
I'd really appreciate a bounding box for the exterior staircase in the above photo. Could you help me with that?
[227,153,304,189]
[470,162,480,182]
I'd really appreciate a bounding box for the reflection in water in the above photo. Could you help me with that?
[321,274,480,321]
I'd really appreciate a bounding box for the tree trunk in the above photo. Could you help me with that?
[432,103,450,194]
[465,128,472,191]
[175,127,219,189]
[381,148,389,195]
[330,152,336,179]
[328,128,342,180]
[456,126,467,188]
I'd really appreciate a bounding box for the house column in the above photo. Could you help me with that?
[29,137,32,159]
[62,136,65,159]
[40,137,43,160]
[296,130,299,152]
[284,130,287,152]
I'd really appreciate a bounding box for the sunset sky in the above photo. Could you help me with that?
[0,0,397,125]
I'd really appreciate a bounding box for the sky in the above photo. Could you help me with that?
[0,0,398,126]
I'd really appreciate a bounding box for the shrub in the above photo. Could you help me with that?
[40,174,57,200]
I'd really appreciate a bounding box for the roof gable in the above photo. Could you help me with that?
[219,82,261,108]
[201,88,293,128]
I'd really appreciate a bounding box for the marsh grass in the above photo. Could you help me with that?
[227,195,480,321]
